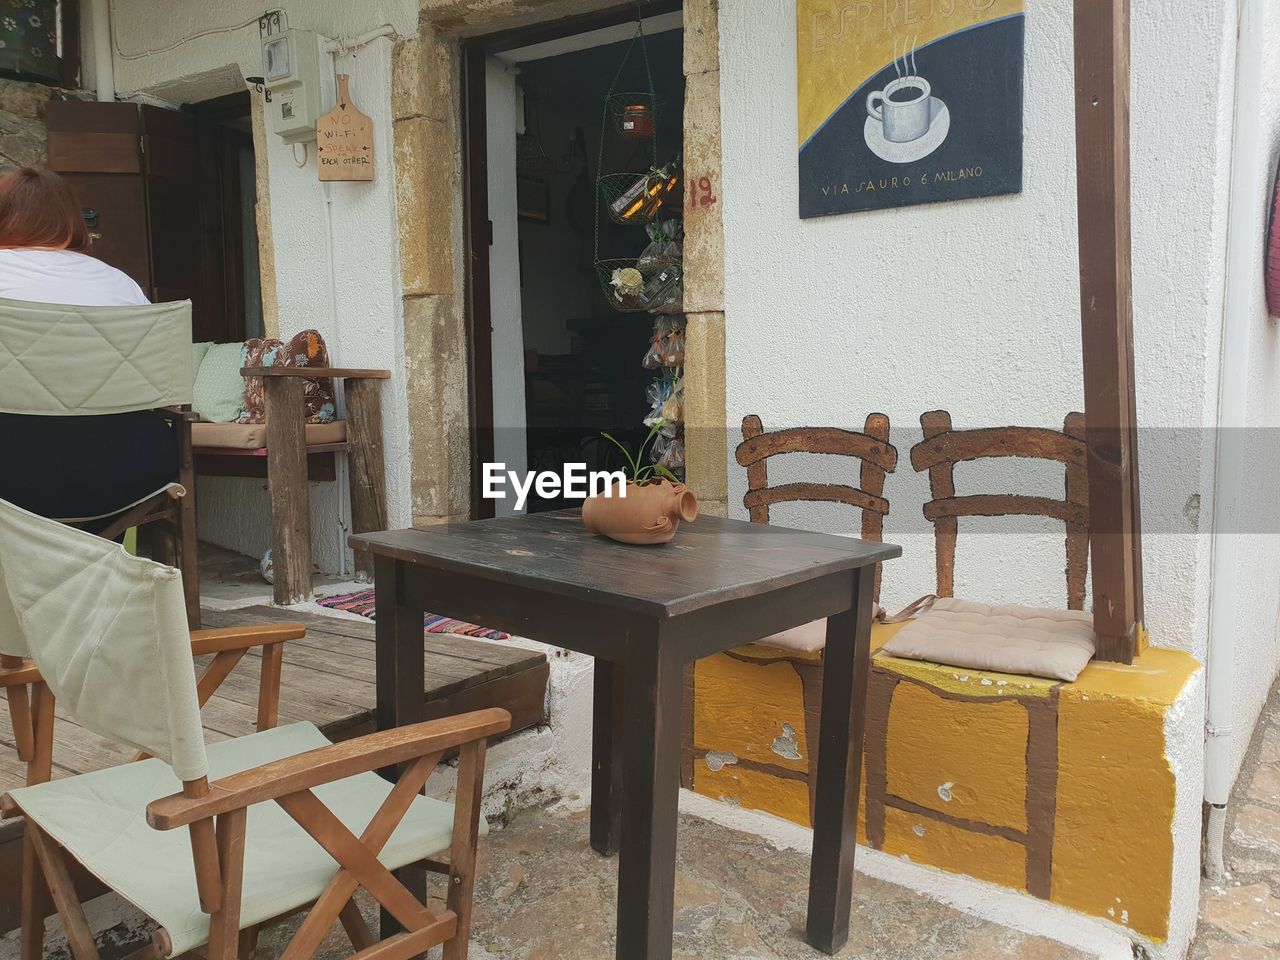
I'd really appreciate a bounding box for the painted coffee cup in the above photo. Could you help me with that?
[867,76,933,143]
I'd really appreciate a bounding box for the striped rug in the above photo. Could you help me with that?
[317,590,511,641]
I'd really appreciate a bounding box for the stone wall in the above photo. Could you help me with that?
[0,77,85,172]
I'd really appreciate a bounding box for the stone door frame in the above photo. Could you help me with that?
[393,0,728,525]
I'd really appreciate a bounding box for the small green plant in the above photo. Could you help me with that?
[600,421,680,485]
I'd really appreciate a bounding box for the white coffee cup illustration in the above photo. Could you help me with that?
[867,76,933,144]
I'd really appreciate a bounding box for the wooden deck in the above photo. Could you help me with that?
[0,605,550,932]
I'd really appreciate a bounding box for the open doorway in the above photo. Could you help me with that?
[186,92,265,344]
[465,5,686,516]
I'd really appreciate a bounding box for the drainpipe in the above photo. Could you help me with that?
[87,0,115,101]
[1204,0,1264,881]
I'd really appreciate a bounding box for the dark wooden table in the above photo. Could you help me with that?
[352,511,900,960]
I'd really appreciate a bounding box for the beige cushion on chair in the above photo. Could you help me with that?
[7,721,484,957]
[754,619,828,654]
[879,598,1096,682]
[191,419,347,450]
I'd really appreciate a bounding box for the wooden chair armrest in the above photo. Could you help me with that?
[147,708,512,829]
[0,657,40,688]
[189,623,306,656]
[156,407,202,423]
[240,367,391,380]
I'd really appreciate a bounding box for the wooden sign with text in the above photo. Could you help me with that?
[317,75,373,182]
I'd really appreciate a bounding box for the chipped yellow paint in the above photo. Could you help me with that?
[886,680,1030,832]
[690,627,1201,944]
[1052,645,1200,942]
[881,806,1028,890]
[875,654,1057,700]
[696,762,814,828]
[1069,646,1198,708]
[694,650,811,773]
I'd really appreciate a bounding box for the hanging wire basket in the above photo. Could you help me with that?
[595,259,683,314]
[604,92,663,138]
[599,169,680,225]
[593,13,682,314]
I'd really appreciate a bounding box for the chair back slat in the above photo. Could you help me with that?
[0,298,193,416]
[0,497,207,780]
[744,483,889,517]
[737,413,897,603]
[737,423,898,472]
[910,410,1089,609]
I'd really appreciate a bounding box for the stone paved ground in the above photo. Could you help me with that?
[1191,679,1280,960]
[254,807,1088,960]
[15,807,1090,960]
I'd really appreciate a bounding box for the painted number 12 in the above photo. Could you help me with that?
[689,175,717,208]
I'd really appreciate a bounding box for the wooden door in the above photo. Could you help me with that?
[45,101,152,289]
[44,99,247,343]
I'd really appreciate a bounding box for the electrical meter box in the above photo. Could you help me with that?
[262,29,321,143]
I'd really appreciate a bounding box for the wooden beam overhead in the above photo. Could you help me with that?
[1072,0,1144,663]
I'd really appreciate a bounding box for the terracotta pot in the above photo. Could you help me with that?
[582,479,699,545]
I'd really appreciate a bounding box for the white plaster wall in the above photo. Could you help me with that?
[718,2,1238,952]
[718,0,1231,659]
[1217,0,1280,792]
[107,1,422,571]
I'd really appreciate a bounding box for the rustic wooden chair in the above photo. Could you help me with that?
[686,414,898,811]
[1,616,302,960]
[738,412,897,616]
[0,496,509,960]
[911,409,1089,609]
[863,410,1089,901]
[0,297,201,628]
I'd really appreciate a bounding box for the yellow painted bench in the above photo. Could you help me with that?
[688,623,1201,942]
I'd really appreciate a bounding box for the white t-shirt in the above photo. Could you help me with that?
[0,248,149,307]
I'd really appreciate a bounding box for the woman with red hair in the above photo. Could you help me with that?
[0,167,177,530]
[0,166,147,304]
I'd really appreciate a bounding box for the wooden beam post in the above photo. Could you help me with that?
[264,376,314,606]
[1072,0,1143,663]
[344,377,389,581]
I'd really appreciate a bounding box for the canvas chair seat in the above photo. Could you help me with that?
[7,720,484,956]
[52,483,186,525]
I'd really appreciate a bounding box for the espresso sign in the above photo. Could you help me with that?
[797,1,1024,218]
[317,74,374,182]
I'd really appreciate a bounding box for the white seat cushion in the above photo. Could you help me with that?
[8,722,480,956]
[879,597,1096,682]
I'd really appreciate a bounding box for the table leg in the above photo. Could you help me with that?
[806,564,875,955]
[591,657,625,856]
[616,643,684,960]
[373,555,428,942]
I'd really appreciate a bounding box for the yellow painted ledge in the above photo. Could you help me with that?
[690,628,1202,944]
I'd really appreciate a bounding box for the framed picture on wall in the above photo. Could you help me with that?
[797,1,1025,218]
[517,176,551,224]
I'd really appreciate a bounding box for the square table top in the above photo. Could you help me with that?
[351,511,900,618]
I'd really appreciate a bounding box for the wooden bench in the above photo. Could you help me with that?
[193,368,390,605]
[0,605,549,935]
